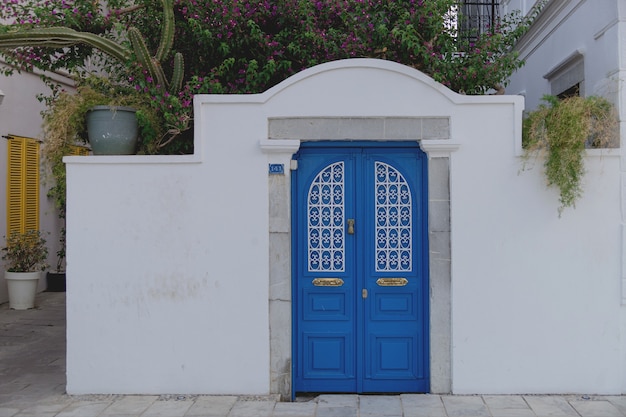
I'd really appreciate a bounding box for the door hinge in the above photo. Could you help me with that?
[362,288,368,299]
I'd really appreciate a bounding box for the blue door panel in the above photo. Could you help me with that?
[293,143,429,394]
[303,289,349,321]
[299,332,356,392]
[303,333,353,376]
[372,291,416,319]
[370,334,416,376]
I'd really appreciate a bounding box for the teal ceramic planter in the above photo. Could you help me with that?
[86,105,138,155]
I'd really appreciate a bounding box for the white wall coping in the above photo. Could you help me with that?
[64,154,202,164]
[585,148,621,157]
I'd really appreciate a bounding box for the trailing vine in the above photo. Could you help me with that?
[522,95,618,215]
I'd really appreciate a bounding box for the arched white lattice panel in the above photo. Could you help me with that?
[375,162,412,272]
[308,162,345,272]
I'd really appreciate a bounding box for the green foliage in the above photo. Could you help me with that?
[41,76,162,240]
[522,95,618,214]
[52,227,66,272]
[2,230,49,272]
[0,0,545,155]
[0,0,185,153]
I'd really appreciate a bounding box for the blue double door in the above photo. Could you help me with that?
[292,143,429,394]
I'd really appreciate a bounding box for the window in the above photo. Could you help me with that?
[557,83,580,100]
[544,51,585,98]
[6,135,40,235]
[458,0,500,45]
[542,52,615,148]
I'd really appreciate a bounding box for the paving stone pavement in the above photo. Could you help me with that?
[1,292,626,417]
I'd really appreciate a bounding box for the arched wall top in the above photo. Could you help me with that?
[196,58,521,106]
[264,58,462,104]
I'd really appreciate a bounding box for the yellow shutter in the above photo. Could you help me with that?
[6,135,40,235]
[7,138,23,235]
[68,145,90,156]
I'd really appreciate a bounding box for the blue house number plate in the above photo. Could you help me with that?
[269,164,284,175]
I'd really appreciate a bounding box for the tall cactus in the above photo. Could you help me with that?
[0,0,183,94]
[155,0,175,63]
[0,27,130,63]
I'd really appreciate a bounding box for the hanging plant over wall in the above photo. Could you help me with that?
[522,95,618,215]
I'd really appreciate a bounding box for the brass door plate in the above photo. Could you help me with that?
[376,277,408,286]
[312,278,344,287]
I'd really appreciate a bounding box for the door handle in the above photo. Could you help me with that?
[347,219,355,234]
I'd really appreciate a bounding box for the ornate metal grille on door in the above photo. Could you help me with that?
[307,161,345,272]
[375,162,412,272]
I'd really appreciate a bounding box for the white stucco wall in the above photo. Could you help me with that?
[506,0,626,394]
[65,58,625,395]
[449,122,622,394]
[65,160,270,393]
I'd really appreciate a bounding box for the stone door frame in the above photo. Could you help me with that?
[262,116,458,399]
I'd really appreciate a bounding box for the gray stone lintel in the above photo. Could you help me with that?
[268,117,450,141]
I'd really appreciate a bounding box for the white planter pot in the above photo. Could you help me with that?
[5,271,41,310]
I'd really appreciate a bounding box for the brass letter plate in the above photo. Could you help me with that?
[376,278,408,286]
[312,278,344,287]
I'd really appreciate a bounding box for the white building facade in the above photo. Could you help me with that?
[0,67,72,302]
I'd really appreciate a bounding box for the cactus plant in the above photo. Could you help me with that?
[0,0,183,95]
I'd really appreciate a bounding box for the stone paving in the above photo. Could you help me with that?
[1,292,626,417]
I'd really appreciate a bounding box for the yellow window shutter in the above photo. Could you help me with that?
[7,138,23,236]
[68,145,90,156]
[6,135,40,235]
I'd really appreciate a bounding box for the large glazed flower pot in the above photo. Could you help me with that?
[86,105,138,155]
[5,271,41,310]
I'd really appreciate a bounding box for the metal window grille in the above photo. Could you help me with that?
[458,0,500,45]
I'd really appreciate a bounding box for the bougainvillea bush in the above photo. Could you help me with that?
[0,0,542,154]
